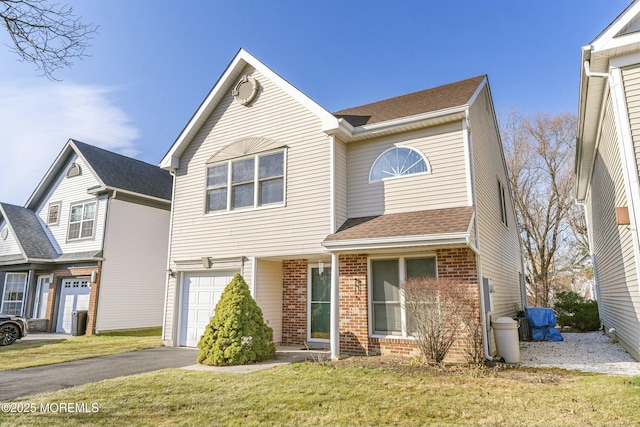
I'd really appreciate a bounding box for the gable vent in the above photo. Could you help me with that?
[66,163,81,178]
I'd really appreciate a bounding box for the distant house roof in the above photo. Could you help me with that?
[333,76,486,127]
[0,203,58,260]
[323,206,475,248]
[72,140,173,201]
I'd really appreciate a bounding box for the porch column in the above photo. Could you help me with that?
[330,252,340,359]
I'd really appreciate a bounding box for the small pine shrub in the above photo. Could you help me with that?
[553,291,600,332]
[197,273,276,366]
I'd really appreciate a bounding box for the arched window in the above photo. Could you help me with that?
[369,147,429,182]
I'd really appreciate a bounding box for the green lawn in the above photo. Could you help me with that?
[3,361,639,427]
[0,328,162,371]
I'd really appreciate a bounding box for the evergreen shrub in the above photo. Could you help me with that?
[553,291,600,332]
[197,273,276,366]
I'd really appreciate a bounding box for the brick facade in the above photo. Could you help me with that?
[279,248,482,362]
[281,259,307,345]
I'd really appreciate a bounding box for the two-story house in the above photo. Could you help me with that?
[0,139,172,334]
[160,49,523,361]
[576,0,640,361]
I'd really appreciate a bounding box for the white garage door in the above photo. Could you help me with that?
[179,272,237,347]
[56,278,90,333]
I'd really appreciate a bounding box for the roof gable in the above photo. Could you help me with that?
[0,203,58,260]
[590,0,640,53]
[26,139,172,209]
[333,76,486,127]
[161,48,339,169]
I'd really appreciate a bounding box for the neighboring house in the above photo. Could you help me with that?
[576,0,640,361]
[0,140,172,334]
[160,49,523,361]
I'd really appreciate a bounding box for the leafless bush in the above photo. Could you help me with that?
[402,278,481,365]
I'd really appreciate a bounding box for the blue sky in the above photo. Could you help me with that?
[0,0,632,205]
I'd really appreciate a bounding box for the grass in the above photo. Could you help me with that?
[2,360,640,427]
[0,328,162,371]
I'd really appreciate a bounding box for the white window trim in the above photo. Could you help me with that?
[204,148,287,215]
[1,272,28,316]
[368,146,431,183]
[67,200,98,241]
[47,201,62,226]
[307,263,331,343]
[368,254,438,339]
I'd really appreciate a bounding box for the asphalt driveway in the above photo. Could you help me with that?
[0,347,199,401]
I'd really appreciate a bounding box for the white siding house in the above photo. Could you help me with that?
[0,140,172,335]
[576,0,640,361]
[161,49,523,362]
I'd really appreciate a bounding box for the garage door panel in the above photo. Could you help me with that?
[179,272,236,347]
[56,278,90,333]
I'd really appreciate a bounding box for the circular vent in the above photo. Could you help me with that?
[1,227,8,240]
[232,75,259,106]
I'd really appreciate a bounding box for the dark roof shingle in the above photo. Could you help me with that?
[0,203,58,259]
[324,207,475,242]
[333,76,485,127]
[72,140,173,201]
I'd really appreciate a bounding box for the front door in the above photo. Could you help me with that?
[34,275,52,319]
[308,266,331,342]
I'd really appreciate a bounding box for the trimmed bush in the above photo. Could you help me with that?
[197,273,276,366]
[553,291,600,332]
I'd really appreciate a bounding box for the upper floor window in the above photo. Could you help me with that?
[206,150,285,213]
[498,179,508,226]
[47,202,61,225]
[68,201,96,240]
[369,147,429,182]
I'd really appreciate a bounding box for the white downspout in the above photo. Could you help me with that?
[161,170,177,346]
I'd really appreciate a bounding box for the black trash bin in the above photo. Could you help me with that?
[71,310,88,336]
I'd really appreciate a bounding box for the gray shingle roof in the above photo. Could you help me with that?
[72,140,173,201]
[0,203,58,260]
[333,76,485,127]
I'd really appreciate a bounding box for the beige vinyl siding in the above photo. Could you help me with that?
[0,220,22,257]
[255,259,283,343]
[470,87,523,317]
[169,64,331,264]
[95,199,170,331]
[346,124,469,218]
[623,65,640,176]
[34,155,106,254]
[589,92,640,358]
[334,139,348,230]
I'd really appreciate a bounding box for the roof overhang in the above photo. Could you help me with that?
[322,232,477,254]
[327,107,468,143]
[576,0,640,201]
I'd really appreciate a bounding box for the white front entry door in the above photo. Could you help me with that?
[179,272,237,347]
[56,278,90,333]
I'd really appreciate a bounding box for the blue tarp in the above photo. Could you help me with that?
[526,307,563,341]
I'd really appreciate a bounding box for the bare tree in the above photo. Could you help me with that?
[501,110,583,307]
[1,0,96,79]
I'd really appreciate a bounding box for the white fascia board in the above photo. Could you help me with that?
[25,139,78,209]
[322,233,470,252]
[340,107,467,142]
[86,185,171,206]
[591,1,640,52]
[161,49,339,170]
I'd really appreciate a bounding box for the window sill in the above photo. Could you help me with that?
[204,202,286,217]
[370,334,416,341]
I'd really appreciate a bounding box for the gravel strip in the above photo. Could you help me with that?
[519,331,640,376]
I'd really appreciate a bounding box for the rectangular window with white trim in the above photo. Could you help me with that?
[370,256,436,336]
[206,150,285,213]
[68,201,96,240]
[1,272,28,316]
